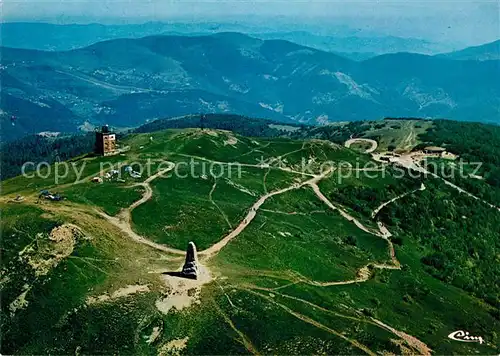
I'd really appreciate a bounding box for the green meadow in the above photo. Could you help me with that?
[2,127,499,355]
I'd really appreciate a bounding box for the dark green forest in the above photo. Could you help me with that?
[419,119,500,183]
[323,168,500,308]
[418,119,500,205]
[292,121,371,144]
[1,133,95,180]
[379,178,500,308]
[327,166,424,217]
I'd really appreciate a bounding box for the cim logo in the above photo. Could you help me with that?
[448,330,484,344]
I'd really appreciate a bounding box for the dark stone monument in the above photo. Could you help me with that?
[181,242,198,279]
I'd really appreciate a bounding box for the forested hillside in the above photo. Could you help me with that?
[419,120,500,173]
[418,120,500,205]
[0,133,95,180]
[379,178,500,307]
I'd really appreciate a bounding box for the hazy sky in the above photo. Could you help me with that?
[3,0,499,45]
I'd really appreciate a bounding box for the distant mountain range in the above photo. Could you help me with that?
[253,31,454,60]
[438,40,500,61]
[1,32,499,141]
[0,22,189,52]
[1,22,459,58]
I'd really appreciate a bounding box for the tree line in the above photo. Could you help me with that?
[1,133,95,180]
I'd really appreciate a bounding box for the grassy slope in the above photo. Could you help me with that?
[63,182,145,216]
[1,127,499,354]
[361,120,433,152]
[131,167,258,250]
[295,119,433,152]
[212,186,389,283]
[0,203,176,354]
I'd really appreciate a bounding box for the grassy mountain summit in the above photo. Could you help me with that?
[1,119,499,354]
[2,32,499,141]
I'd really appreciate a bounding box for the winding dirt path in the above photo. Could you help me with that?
[87,149,432,355]
[96,162,186,255]
[427,170,500,212]
[391,156,500,212]
[245,288,377,356]
[310,184,389,238]
[92,147,444,294]
[243,285,432,355]
[94,154,330,258]
[96,153,405,274]
[92,147,427,290]
[121,162,176,222]
[371,183,426,218]
[95,212,185,255]
[95,159,333,258]
[176,153,317,177]
[199,167,334,257]
[307,182,402,280]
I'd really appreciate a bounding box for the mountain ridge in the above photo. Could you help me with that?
[1,32,499,141]
[437,39,500,61]
[1,21,460,55]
